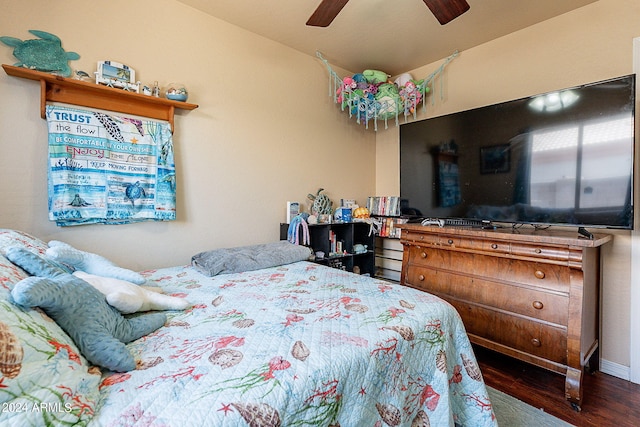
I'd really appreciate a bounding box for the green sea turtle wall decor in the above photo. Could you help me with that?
[0,30,80,77]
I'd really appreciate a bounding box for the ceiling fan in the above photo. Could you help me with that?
[306,0,470,27]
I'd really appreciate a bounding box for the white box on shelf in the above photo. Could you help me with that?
[286,201,300,223]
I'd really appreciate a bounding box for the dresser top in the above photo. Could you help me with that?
[398,224,613,248]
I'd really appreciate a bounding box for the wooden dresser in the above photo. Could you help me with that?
[399,224,612,409]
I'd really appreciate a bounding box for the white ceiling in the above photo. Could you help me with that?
[176,0,597,76]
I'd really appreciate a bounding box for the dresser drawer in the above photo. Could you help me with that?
[407,267,569,325]
[406,247,571,294]
[402,231,510,254]
[448,299,568,364]
[402,229,440,245]
[401,231,463,249]
[502,259,571,293]
[510,242,574,263]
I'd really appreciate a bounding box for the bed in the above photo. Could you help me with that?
[0,229,497,426]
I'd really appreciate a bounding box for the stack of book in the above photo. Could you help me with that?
[366,196,401,217]
[328,231,345,256]
[378,217,406,238]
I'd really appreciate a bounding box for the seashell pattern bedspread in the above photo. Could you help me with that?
[91,261,496,426]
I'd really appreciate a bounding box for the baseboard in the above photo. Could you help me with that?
[600,358,630,381]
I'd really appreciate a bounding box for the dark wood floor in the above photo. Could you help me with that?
[475,346,640,426]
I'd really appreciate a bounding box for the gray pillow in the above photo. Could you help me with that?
[191,241,312,277]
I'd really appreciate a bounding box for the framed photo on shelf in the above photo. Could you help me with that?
[480,144,510,174]
[95,60,140,92]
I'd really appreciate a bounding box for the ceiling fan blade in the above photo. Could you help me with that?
[306,0,350,27]
[422,0,470,25]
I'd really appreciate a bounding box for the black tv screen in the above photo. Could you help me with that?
[400,74,635,229]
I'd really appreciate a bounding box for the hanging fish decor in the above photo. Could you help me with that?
[0,321,24,379]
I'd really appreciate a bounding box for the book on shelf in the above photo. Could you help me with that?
[366,196,401,217]
[378,217,405,238]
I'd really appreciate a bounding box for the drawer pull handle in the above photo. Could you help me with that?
[418,274,425,281]
[420,236,425,240]
[532,300,544,310]
[421,252,427,259]
[448,239,454,245]
[534,270,546,279]
[535,248,542,254]
[531,338,541,347]
[491,243,498,249]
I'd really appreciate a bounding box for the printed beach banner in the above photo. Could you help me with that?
[46,105,176,226]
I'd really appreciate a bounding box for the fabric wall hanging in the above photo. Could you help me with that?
[317,51,458,131]
[46,105,176,226]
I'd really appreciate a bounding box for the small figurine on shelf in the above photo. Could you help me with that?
[152,81,160,97]
[165,83,188,102]
[74,70,92,81]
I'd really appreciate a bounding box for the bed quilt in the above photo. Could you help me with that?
[91,261,497,427]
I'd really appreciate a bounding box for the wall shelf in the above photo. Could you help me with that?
[2,64,198,131]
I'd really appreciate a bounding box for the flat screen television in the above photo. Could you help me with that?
[399,74,635,230]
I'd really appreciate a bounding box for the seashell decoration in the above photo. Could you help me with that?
[232,318,255,329]
[344,303,369,313]
[399,300,415,310]
[382,325,415,341]
[461,353,482,381]
[212,295,224,307]
[341,288,357,293]
[0,321,24,379]
[411,409,430,427]
[286,308,316,314]
[137,356,164,370]
[291,340,310,361]
[209,349,243,369]
[167,320,190,328]
[435,349,447,373]
[231,402,281,427]
[375,402,402,426]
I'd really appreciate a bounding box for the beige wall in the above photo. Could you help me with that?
[0,0,375,268]
[376,0,640,372]
[1,0,637,374]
